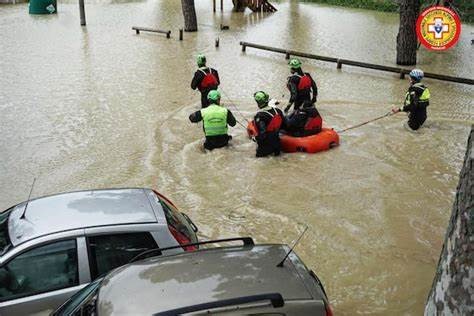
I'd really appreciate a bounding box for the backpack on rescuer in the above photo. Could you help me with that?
[250,109,283,136]
[295,73,312,91]
[199,68,218,90]
[265,111,283,132]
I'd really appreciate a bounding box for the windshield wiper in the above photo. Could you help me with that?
[153,293,284,316]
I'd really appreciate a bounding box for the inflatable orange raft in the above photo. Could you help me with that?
[247,122,339,154]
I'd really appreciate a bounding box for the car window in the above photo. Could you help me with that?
[160,200,197,244]
[0,208,13,256]
[52,278,102,316]
[0,239,78,301]
[88,232,157,279]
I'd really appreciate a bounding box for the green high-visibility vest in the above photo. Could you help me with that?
[201,104,228,136]
[404,83,430,107]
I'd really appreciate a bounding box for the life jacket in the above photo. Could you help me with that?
[404,83,430,108]
[252,108,283,136]
[294,73,312,91]
[201,104,228,136]
[198,68,218,90]
[304,115,322,133]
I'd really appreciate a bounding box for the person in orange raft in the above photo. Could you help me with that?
[251,91,285,157]
[285,100,323,137]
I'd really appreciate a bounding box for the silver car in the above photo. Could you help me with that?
[53,238,333,316]
[0,188,198,316]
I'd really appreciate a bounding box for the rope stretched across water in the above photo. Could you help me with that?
[337,111,395,133]
[219,89,251,130]
[234,118,248,130]
[220,89,250,123]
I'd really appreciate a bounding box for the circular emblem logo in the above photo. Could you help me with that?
[416,6,461,51]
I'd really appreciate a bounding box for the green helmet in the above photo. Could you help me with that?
[196,54,206,67]
[207,90,221,103]
[288,58,302,69]
[254,91,269,108]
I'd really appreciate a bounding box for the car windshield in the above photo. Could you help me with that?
[0,208,13,256]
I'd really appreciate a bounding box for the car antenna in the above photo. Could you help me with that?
[20,177,36,220]
[277,225,308,268]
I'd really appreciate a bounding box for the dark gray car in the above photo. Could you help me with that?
[53,238,333,315]
[0,188,198,315]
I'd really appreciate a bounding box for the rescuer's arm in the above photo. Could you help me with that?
[277,109,287,130]
[402,90,416,112]
[309,74,318,103]
[191,71,203,90]
[213,69,220,86]
[285,77,298,113]
[227,110,237,127]
[189,110,203,123]
[255,115,267,141]
[287,76,299,103]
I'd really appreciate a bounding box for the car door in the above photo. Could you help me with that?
[85,230,159,280]
[0,238,87,316]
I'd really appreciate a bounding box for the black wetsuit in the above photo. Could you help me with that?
[287,69,318,110]
[254,107,285,157]
[402,83,430,131]
[285,106,322,137]
[191,67,220,108]
[189,108,236,150]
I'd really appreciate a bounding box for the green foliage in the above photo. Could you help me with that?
[301,0,473,23]
[300,0,399,12]
[454,0,474,23]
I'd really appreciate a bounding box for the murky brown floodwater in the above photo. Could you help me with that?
[1,0,473,314]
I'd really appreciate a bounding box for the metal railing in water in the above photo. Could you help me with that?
[240,41,474,85]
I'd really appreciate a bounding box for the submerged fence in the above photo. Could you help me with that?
[239,42,474,85]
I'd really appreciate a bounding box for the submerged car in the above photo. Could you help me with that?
[53,237,333,316]
[0,188,198,316]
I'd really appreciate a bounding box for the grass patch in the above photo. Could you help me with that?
[300,0,399,12]
[300,0,473,23]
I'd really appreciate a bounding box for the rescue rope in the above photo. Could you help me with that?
[234,118,248,130]
[219,89,251,131]
[337,111,395,133]
[220,90,250,122]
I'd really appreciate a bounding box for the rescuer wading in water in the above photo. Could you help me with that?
[191,54,220,108]
[392,69,430,130]
[251,91,285,157]
[189,90,236,150]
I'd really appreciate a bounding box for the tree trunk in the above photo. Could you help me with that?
[181,0,198,32]
[396,0,420,65]
[233,0,247,12]
[425,126,474,315]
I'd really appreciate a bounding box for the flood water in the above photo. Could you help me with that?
[0,0,473,314]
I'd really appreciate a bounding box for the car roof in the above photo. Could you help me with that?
[97,244,315,315]
[8,188,159,247]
